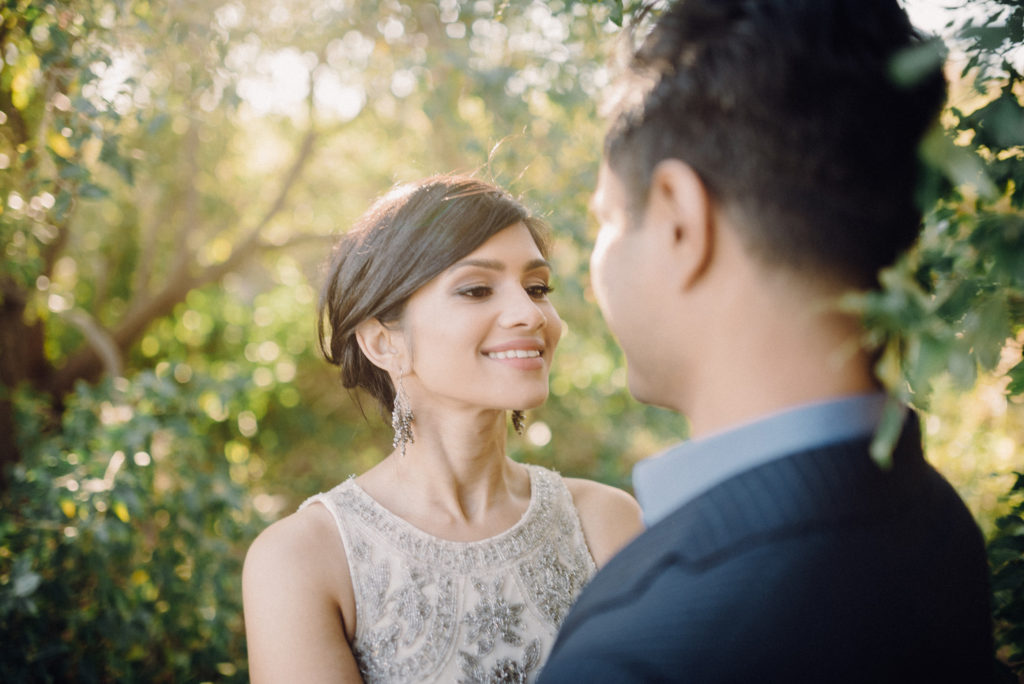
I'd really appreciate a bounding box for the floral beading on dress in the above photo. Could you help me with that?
[300,464,597,683]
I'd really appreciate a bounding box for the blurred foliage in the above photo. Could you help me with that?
[0,0,1022,680]
[1,372,262,682]
[0,0,681,679]
[838,0,1024,673]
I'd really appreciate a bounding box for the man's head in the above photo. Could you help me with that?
[590,0,946,422]
[602,0,946,286]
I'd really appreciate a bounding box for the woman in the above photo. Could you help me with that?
[243,175,643,683]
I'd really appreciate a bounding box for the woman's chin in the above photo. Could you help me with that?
[506,393,549,412]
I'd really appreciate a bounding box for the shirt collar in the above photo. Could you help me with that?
[632,392,890,526]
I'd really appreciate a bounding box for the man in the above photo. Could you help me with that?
[539,0,994,681]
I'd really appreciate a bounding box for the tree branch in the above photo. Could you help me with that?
[190,125,319,288]
[58,308,123,379]
[131,183,165,301]
[192,231,334,290]
[47,124,320,396]
[47,280,186,395]
[249,126,318,239]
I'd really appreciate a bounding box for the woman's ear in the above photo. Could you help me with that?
[646,159,715,290]
[354,318,404,373]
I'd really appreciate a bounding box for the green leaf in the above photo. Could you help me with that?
[608,0,623,26]
[1007,358,1024,397]
[870,397,907,469]
[968,89,1024,151]
[58,162,89,180]
[100,137,134,185]
[79,183,109,199]
[13,569,42,598]
[970,295,1012,371]
[889,39,946,88]
[920,125,998,199]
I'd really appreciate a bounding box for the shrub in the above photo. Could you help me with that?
[0,370,264,683]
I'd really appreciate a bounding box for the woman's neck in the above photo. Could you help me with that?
[356,407,531,541]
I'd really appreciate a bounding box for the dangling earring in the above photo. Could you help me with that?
[511,410,525,436]
[392,375,414,457]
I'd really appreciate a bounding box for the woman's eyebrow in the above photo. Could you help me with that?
[450,258,551,272]
[451,258,505,272]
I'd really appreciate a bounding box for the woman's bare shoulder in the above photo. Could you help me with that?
[243,500,353,613]
[561,476,644,567]
[243,503,361,682]
[562,476,643,525]
[246,504,340,573]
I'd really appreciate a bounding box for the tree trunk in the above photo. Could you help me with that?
[0,292,51,480]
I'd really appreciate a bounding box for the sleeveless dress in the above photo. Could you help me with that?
[300,464,597,684]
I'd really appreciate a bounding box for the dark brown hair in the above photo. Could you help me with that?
[605,0,947,286]
[318,174,550,413]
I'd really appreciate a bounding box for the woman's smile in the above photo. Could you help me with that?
[483,338,547,370]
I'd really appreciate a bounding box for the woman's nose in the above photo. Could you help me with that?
[499,289,547,330]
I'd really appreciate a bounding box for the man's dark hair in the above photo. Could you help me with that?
[605,0,947,286]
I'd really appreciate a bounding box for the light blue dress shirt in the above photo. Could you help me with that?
[632,392,892,526]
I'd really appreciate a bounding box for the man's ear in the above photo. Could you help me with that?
[645,159,714,290]
[355,318,404,373]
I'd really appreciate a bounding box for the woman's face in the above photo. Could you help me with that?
[399,222,562,413]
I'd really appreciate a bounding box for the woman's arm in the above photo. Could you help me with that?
[564,478,645,567]
[243,505,363,683]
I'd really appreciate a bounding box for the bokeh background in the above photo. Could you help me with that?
[1,0,1022,680]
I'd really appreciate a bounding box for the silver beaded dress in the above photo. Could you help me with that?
[300,464,597,684]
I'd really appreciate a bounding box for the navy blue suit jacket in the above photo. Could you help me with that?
[540,418,993,683]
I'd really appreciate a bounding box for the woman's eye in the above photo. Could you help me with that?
[458,286,492,298]
[526,284,553,299]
